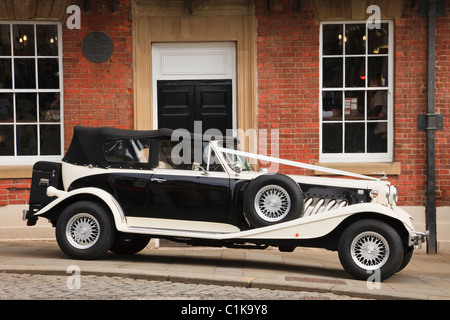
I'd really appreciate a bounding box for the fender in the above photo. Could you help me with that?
[231,202,414,241]
[35,186,128,232]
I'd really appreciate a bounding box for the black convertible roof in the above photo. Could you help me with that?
[62,126,237,168]
[62,126,174,168]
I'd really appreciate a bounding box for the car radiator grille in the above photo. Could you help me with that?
[301,198,348,217]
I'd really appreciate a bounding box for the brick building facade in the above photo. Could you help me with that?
[0,0,448,251]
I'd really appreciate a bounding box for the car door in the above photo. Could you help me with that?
[147,168,231,224]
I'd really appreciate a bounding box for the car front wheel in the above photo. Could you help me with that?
[56,201,115,260]
[338,219,404,281]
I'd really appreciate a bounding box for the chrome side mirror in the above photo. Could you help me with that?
[192,162,209,176]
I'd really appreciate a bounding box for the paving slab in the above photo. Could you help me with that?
[0,241,449,300]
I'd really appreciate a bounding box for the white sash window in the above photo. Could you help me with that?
[0,22,63,165]
[320,21,393,163]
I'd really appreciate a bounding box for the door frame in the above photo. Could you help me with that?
[131,0,257,152]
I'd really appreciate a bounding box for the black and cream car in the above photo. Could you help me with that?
[24,126,427,280]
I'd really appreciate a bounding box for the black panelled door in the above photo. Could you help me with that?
[157,80,232,135]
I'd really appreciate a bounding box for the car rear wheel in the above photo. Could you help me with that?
[243,174,303,228]
[56,201,115,260]
[338,219,403,281]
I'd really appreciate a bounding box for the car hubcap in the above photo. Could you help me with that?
[66,213,100,249]
[350,231,389,270]
[254,185,291,222]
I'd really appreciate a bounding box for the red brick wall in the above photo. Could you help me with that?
[256,0,449,206]
[392,6,428,205]
[0,179,31,206]
[256,0,320,176]
[63,0,134,146]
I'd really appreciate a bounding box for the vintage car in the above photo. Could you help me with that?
[24,126,427,281]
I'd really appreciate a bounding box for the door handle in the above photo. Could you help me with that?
[151,178,166,183]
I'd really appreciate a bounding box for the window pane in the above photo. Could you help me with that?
[13,25,34,56]
[16,93,37,122]
[344,91,365,120]
[40,124,60,155]
[0,25,11,55]
[38,58,59,89]
[0,125,14,155]
[367,90,387,118]
[322,123,342,153]
[105,138,152,166]
[39,92,60,122]
[368,56,388,87]
[345,123,365,153]
[17,125,37,155]
[368,23,389,54]
[345,24,365,55]
[14,58,36,88]
[345,57,365,87]
[322,24,343,55]
[368,122,387,153]
[37,25,58,56]
[322,58,343,88]
[0,93,13,122]
[322,91,342,121]
[0,59,12,88]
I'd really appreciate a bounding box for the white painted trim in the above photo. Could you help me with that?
[127,217,240,234]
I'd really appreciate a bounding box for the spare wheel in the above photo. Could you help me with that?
[243,174,303,228]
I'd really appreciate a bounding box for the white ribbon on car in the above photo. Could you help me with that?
[215,146,379,181]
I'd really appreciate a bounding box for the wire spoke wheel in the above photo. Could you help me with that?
[350,231,390,270]
[254,185,291,222]
[66,213,101,250]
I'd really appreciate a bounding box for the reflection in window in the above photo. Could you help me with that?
[16,93,37,122]
[105,138,151,166]
[0,24,11,55]
[38,59,59,88]
[322,58,343,88]
[345,57,365,87]
[0,59,12,89]
[40,125,61,155]
[0,125,14,155]
[37,25,58,56]
[0,94,13,122]
[0,22,62,162]
[345,24,366,55]
[14,58,36,88]
[39,92,60,122]
[17,125,37,155]
[13,25,34,56]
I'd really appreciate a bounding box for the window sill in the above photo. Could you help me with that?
[314,162,401,177]
[0,165,33,179]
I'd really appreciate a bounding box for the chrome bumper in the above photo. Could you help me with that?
[408,230,429,249]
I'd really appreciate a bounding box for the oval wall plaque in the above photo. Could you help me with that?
[82,31,113,63]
